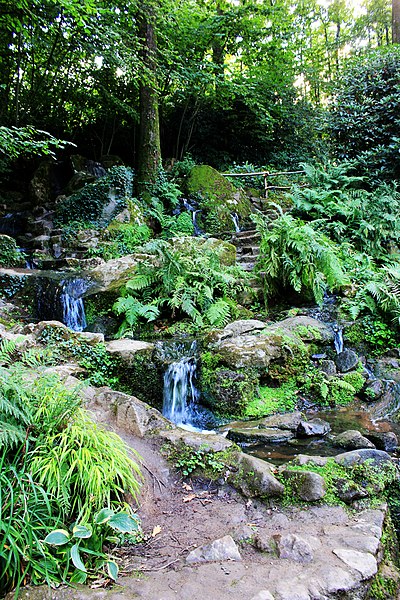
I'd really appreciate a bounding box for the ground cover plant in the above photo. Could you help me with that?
[0,361,142,596]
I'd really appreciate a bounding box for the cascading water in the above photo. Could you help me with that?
[60,278,88,332]
[36,275,90,332]
[182,199,203,236]
[333,327,344,354]
[162,341,200,426]
[231,212,241,233]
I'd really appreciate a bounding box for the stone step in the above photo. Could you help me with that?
[237,247,260,257]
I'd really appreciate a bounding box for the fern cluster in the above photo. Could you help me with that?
[252,206,348,306]
[114,238,251,334]
[292,162,400,258]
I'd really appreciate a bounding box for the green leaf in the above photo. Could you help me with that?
[107,560,119,581]
[108,512,140,533]
[70,569,88,584]
[44,529,70,546]
[95,508,114,524]
[71,544,87,572]
[72,524,92,539]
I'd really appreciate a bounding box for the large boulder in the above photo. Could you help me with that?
[212,316,334,373]
[187,165,251,235]
[333,430,375,451]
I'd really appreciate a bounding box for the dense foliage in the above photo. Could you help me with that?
[0,346,142,595]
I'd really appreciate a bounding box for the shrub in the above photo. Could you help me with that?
[329,46,400,180]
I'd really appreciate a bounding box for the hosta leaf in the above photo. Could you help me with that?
[44,529,70,546]
[107,560,119,581]
[108,512,140,533]
[95,508,114,525]
[71,543,87,572]
[72,524,92,539]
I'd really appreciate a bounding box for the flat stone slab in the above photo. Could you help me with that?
[106,339,155,365]
[227,427,294,445]
[159,428,234,453]
[333,548,377,579]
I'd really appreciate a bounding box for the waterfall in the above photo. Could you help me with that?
[333,327,344,354]
[231,212,241,233]
[60,278,88,332]
[36,275,90,332]
[182,199,203,236]
[162,341,200,426]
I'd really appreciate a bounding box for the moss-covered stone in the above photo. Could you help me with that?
[0,234,24,268]
[187,165,251,235]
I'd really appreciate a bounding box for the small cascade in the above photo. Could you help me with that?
[162,341,200,426]
[333,327,344,354]
[231,212,241,233]
[60,278,88,332]
[36,275,91,332]
[182,199,203,236]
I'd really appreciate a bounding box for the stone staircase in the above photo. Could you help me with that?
[231,228,261,272]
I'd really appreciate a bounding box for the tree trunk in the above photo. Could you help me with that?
[393,0,400,43]
[137,1,161,199]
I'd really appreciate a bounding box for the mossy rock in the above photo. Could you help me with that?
[0,234,24,268]
[200,366,258,417]
[187,165,251,235]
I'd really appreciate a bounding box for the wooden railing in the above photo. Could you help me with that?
[222,169,304,198]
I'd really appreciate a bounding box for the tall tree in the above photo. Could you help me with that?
[137,0,161,196]
[394,0,400,41]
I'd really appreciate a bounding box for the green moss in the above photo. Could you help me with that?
[281,458,397,507]
[244,380,298,419]
[56,166,134,226]
[187,165,251,235]
[162,442,239,479]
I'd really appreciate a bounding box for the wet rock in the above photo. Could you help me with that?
[332,548,377,579]
[335,349,359,373]
[333,430,376,450]
[334,448,392,467]
[185,535,241,563]
[235,453,284,498]
[261,411,302,431]
[319,359,337,376]
[227,427,294,445]
[281,470,326,501]
[297,418,330,437]
[293,455,328,467]
[365,431,398,452]
[274,533,314,563]
[362,378,384,401]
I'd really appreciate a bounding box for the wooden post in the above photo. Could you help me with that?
[263,172,269,199]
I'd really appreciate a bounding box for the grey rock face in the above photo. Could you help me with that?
[335,349,359,373]
[185,535,241,563]
[274,533,314,563]
[366,431,398,452]
[332,548,377,579]
[333,430,376,450]
[334,448,392,467]
[261,411,302,431]
[319,359,337,376]
[227,427,294,445]
[236,453,284,498]
[297,418,331,437]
